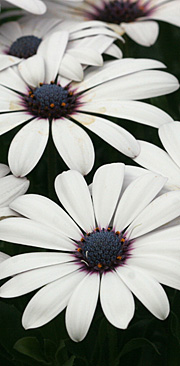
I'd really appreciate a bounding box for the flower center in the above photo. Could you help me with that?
[87,0,148,24]
[8,35,42,59]
[23,82,79,120]
[76,228,129,272]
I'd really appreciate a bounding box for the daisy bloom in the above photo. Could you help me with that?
[0,164,180,341]
[0,163,29,218]
[0,0,46,15]
[0,56,178,177]
[0,15,121,75]
[134,122,180,191]
[45,0,180,46]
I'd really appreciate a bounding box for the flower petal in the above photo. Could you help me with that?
[0,175,29,206]
[10,194,82,240]
[18,55,45,87]
[6,0,47,15]
[22,270,85,329]
[127,191,180,239]
[8,118,49,177]
[0,66,27,93]
[121,21,159,46]
[0,217,74,251]
[0,252,74,279]
[0,252,10,263]
[0,164,10,178]
[148,0,180,27]
[52,118,94,175]
[134,140,180,188]
[0,55,21,72]
[73,113,140,158]
[55,170,95,232]
[66,272,100,342]
[59,54,83,81]
[92,163,124,228]
[113,172,167,231]
[159,122,180,170]
[37,31,69,83]
[117,265,169,319]
[100,270,134,328]
[0,112,31,135]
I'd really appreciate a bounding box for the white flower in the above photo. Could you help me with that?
[0,56,178,177]
[45,0,180,46]
[0,164,180,342]
[0,163,29,218]
[1,0,46,14]
[134,122,180,191]
[0,252,10,263]
[0,15,121,74]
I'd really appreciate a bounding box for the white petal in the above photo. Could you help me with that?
[127,256,180,290]
[159,122,180,169]
[74,58,165,93]
[100,271,134,328]
[52,118,94,175]
[105,43,123,59]
[121,21,159,46]
[148,0,180,27]
[134,140,180,188]
[22,270,85,329]
[73,113,140,158]
[0,252,10,263]
[0,86,23,112]
[10,194,82,240]
[0,112,31,135]
[0,21,22,41]
[67,48,103,66]
[84,70,179,101]
[113,173,167,231]
[79,100,173,128]
[0,252,74,279]
[92,163,125,228]
[18,55,45,87]
[127,191,180,239]
[55,170,95,232]
[0,262,79,297]
[0,175,29,206]
[0,217,74,251]
[37,31,69,83]
[60,54,83,81]
[0,207,18,217]
[132,238,180,258]
[66,272,100,342]
[8,118,49,177]
[0,66,27,93]
[0,164,10,178]
[0,55,21,72]
[117,265,169,319]
[6,0,47,14]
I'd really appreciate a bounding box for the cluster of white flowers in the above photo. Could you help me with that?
[0,0,180,343]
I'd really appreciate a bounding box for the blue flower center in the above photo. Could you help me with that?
[9,35,42,59]
[88,0,148,24]
[76,228,129,272]
[23,83,79,120]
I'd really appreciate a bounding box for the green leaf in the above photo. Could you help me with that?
[14,337,50,364]
[114,337,160,366]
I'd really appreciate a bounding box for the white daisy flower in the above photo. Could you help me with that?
[0,0,46,14]
[0,163,29,218]
[134,122,180,191]
[45,0,180,46]
[0,56,178,177]
[0,15,121,74]
[0,164,180,342]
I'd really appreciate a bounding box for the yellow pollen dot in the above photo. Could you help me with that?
[50,81,55,84]
[121,238,125,243]
[50,103,55,108]
[30,94,34,98]
[81,238,85,242]
[39,82,43,86]
[97,263,102,268]
[107,227,111,231]
[61,102,66,107]
[29,91,32,95]
[95,227,100,232]
[87,233,90,236]
[77,248,82,252]
[116,231,120,235]
[69,91,73,95]
[117,256,122,260]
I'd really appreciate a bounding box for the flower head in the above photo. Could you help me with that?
[0,163,29,218]
[0,164,180,341]
[46,0,180,46]
[0,56,178,176]
[134,122,180,191]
